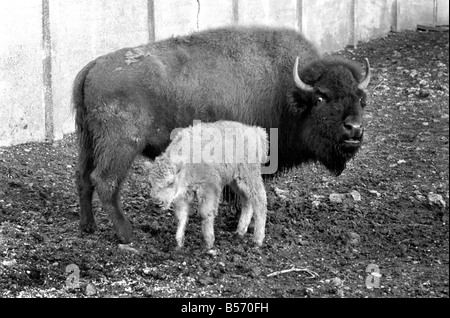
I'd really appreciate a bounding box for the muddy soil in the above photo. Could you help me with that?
[0,29,448,299]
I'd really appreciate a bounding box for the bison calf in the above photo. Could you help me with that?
[143,120,268,250]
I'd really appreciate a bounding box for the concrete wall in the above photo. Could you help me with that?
[0,0,448,147]
[0,1,45,146]
[437,0,449,24]
[357,0,396,42]
[398,0,435,30]
[48,0,149,140]
[302,0,355,53]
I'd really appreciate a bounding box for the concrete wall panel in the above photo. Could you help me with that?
[357,0,395,42]
[303,0,354,53]
[154,0,198,40]
[0,0,45,146]
[437,0,449,25]
[398,0,434,30]
[197,0,234,30]
[1,0,448,146]
[238,0,270,25]
[267,0,297,28]
[49,0,149,140]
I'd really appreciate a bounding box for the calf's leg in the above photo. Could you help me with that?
[249,177,267,246]
[230,175,267,246]
[230,180,254,238]
[173,198,191,249]
[197,185,221,250]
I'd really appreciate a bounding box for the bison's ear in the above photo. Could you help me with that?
[287,88,313,114]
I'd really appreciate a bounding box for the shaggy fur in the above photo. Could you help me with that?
[144,121,268,249]
[73,26,369,242]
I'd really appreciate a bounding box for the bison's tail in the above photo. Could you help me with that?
[72,60,97,172]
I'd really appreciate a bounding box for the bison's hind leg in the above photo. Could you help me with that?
[92,147,137,243]
[90,139,141,243]
[76,130,97,234]
[76,169,96,234]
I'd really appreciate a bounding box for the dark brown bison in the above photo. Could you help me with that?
[73,26,370,243]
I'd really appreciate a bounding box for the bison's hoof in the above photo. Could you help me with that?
[80,221,97,234]
[115,220,133,243]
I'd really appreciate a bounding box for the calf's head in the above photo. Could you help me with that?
[289,56,371,175]
[144,156,183,210]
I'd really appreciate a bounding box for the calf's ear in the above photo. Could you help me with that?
[174,161,184,174]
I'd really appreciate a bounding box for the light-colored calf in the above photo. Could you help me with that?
[144,120,268,250]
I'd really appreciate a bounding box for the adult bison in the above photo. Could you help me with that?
[73,26,370,243]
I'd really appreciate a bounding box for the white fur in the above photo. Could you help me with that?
[145,121,268,249]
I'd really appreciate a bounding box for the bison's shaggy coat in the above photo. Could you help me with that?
[144,121,268,249]
[73,26,370,242]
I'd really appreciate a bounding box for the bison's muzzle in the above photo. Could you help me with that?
[343,119,364,146]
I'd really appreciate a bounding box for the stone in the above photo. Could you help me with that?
[330,193,345,203]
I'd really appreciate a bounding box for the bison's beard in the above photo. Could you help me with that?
[321,141,361,176]
[277,120,363,176]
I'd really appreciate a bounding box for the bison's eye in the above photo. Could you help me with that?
[359,95,367,108]
[316,96,325,104]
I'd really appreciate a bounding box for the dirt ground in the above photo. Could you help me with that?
[0,29,448,299]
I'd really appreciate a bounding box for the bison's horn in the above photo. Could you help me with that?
[358,58,371,90]
[293,57,314,93]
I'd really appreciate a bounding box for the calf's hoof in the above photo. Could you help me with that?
[253,240,264,247]
[232,231,246,241]
[206,249,219,257]
[174,245,184,252]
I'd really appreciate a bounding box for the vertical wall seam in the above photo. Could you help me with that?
[350,0,357,47]
[296,0,304,34]
[42,0,54,142]
[196,0,201,30]
[232,0,239,24]
[433,0,438,26]
[147,0,155,42]
[392,0,399,32]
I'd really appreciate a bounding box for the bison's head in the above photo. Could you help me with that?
[144,156,183,210]
[288,56,371,175]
